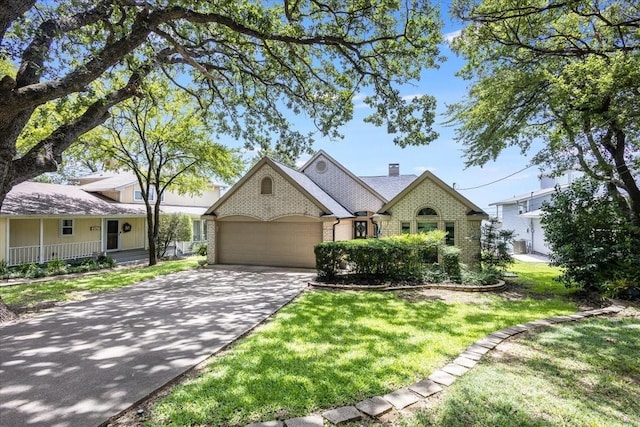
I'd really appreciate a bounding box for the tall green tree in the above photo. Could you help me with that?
[448,0,640,226]
[0,1,443,208]
[542,178,640,298]
[92,79,243,266]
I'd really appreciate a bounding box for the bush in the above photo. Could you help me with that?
[0,259,8,279]
[315,231,446,283]
[97,255,116,268]
[441,246,461,282]
[195,243,207,256]
[542,178,640,298]
[480,217,515,270]
[460,266,499,286]
[47,259,67,275]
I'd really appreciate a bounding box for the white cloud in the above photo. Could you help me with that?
[444,29,462,43]
[402,93,424,101]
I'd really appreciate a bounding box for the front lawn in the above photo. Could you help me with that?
[149,290,576,426]
[404,317,640,427]
[0,258,198,312]
[507,260,575,296]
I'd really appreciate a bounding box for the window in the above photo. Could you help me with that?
[61,219,73,236]
[354,221,368,239]
[417,222,438,233]
[193,220,203,241]
[417,207,438,216]
[401,222,411,234]
[518,201,529,214]
[134,187,162,202]
[445,222,455,246]
[260,177,273,194]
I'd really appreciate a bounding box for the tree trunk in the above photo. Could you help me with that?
[146,212,157,266]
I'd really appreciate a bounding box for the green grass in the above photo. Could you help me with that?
[0,258,198,310]
[404,317,640,427]
[507,260,575,295]
[150,290,576,426]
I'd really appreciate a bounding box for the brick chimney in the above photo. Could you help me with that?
[388,163,399,177]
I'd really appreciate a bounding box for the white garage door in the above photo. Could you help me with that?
[217,221,322,268]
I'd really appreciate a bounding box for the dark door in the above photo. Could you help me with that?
[106,220,119,250]
[354,221,368,239]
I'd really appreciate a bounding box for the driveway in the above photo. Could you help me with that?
[0,266,313,426]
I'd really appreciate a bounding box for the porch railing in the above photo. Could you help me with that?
[8,241,102,266]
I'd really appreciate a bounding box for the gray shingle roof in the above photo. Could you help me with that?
[275,161,353,218]
[1,182,144,216]
[359,175,418,201]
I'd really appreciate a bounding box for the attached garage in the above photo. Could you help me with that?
[217,220,322,268]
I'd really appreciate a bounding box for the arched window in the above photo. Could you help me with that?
[416,207,438,234]
[260,177,273,194]
[417,207,438,216]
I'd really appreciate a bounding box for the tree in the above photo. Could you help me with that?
[156,213,193,259]
[92,79,243,265]
[448,0,640,226]
[0,1,443,207]
[542,178,640,298]
[479,217,514,271]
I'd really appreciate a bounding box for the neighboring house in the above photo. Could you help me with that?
[0,173,222,266]
[78,172,220,253]
[489,171,582,255]
[203,150,488,268]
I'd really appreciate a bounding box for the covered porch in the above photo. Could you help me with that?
[3,216,146,266]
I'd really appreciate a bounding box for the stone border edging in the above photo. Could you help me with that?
[308,279,506,292]
[246,304,625,427]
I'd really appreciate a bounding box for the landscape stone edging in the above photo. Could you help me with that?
[247,304,625,427]
[308,279,506,292]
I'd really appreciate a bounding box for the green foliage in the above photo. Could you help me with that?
[0,259,8,279]
[46,259,67,275]
[156,214,193,258]
[2,1,444,208]
[195,243,207,257]
[441,246,461,282]
[448,0,640,224]
[315,231,446,283]
[541,178,640,298]
[480,217,514,270]
[460,266,499,286]
[17,263,45,279]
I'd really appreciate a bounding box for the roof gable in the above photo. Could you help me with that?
[300,150,386,211]
[381,170,488,217]
[204,157,352,218]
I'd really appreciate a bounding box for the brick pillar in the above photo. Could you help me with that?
[206,219,216,264]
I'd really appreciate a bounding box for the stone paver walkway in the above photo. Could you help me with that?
[247,305,624,427]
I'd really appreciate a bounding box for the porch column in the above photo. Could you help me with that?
[5,219,9,265]
[39,218,44,263]
[100,218,105,252]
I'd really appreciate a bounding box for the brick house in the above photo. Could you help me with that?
[203,150,488,268]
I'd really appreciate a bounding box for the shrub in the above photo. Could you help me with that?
[18,263,45,278]
[542,178,640,298]
[423,263,448,283]
[47,259,67,275]
[441,246,461,282]
[315,231,446,283]
[195,243,207,257]
[156,213,193,258]
[97,255,116,268]
[460,266,499,286]
[0,259,8,279]
[480,217,515,270]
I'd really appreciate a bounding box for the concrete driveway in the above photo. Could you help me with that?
[0,266,313,426]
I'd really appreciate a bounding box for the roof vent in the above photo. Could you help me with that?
[388,163,399,177]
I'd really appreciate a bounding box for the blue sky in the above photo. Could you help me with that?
[286,17,543,214]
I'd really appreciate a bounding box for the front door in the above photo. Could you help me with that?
[106,220,119,250]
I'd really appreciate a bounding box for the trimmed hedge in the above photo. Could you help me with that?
[315,231,446,282]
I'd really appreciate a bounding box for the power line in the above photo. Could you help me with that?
[455,165,535,190]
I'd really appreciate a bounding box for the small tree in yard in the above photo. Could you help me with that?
[542,179,640,298]
[156,214,193,259]
[480,217,515,271]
